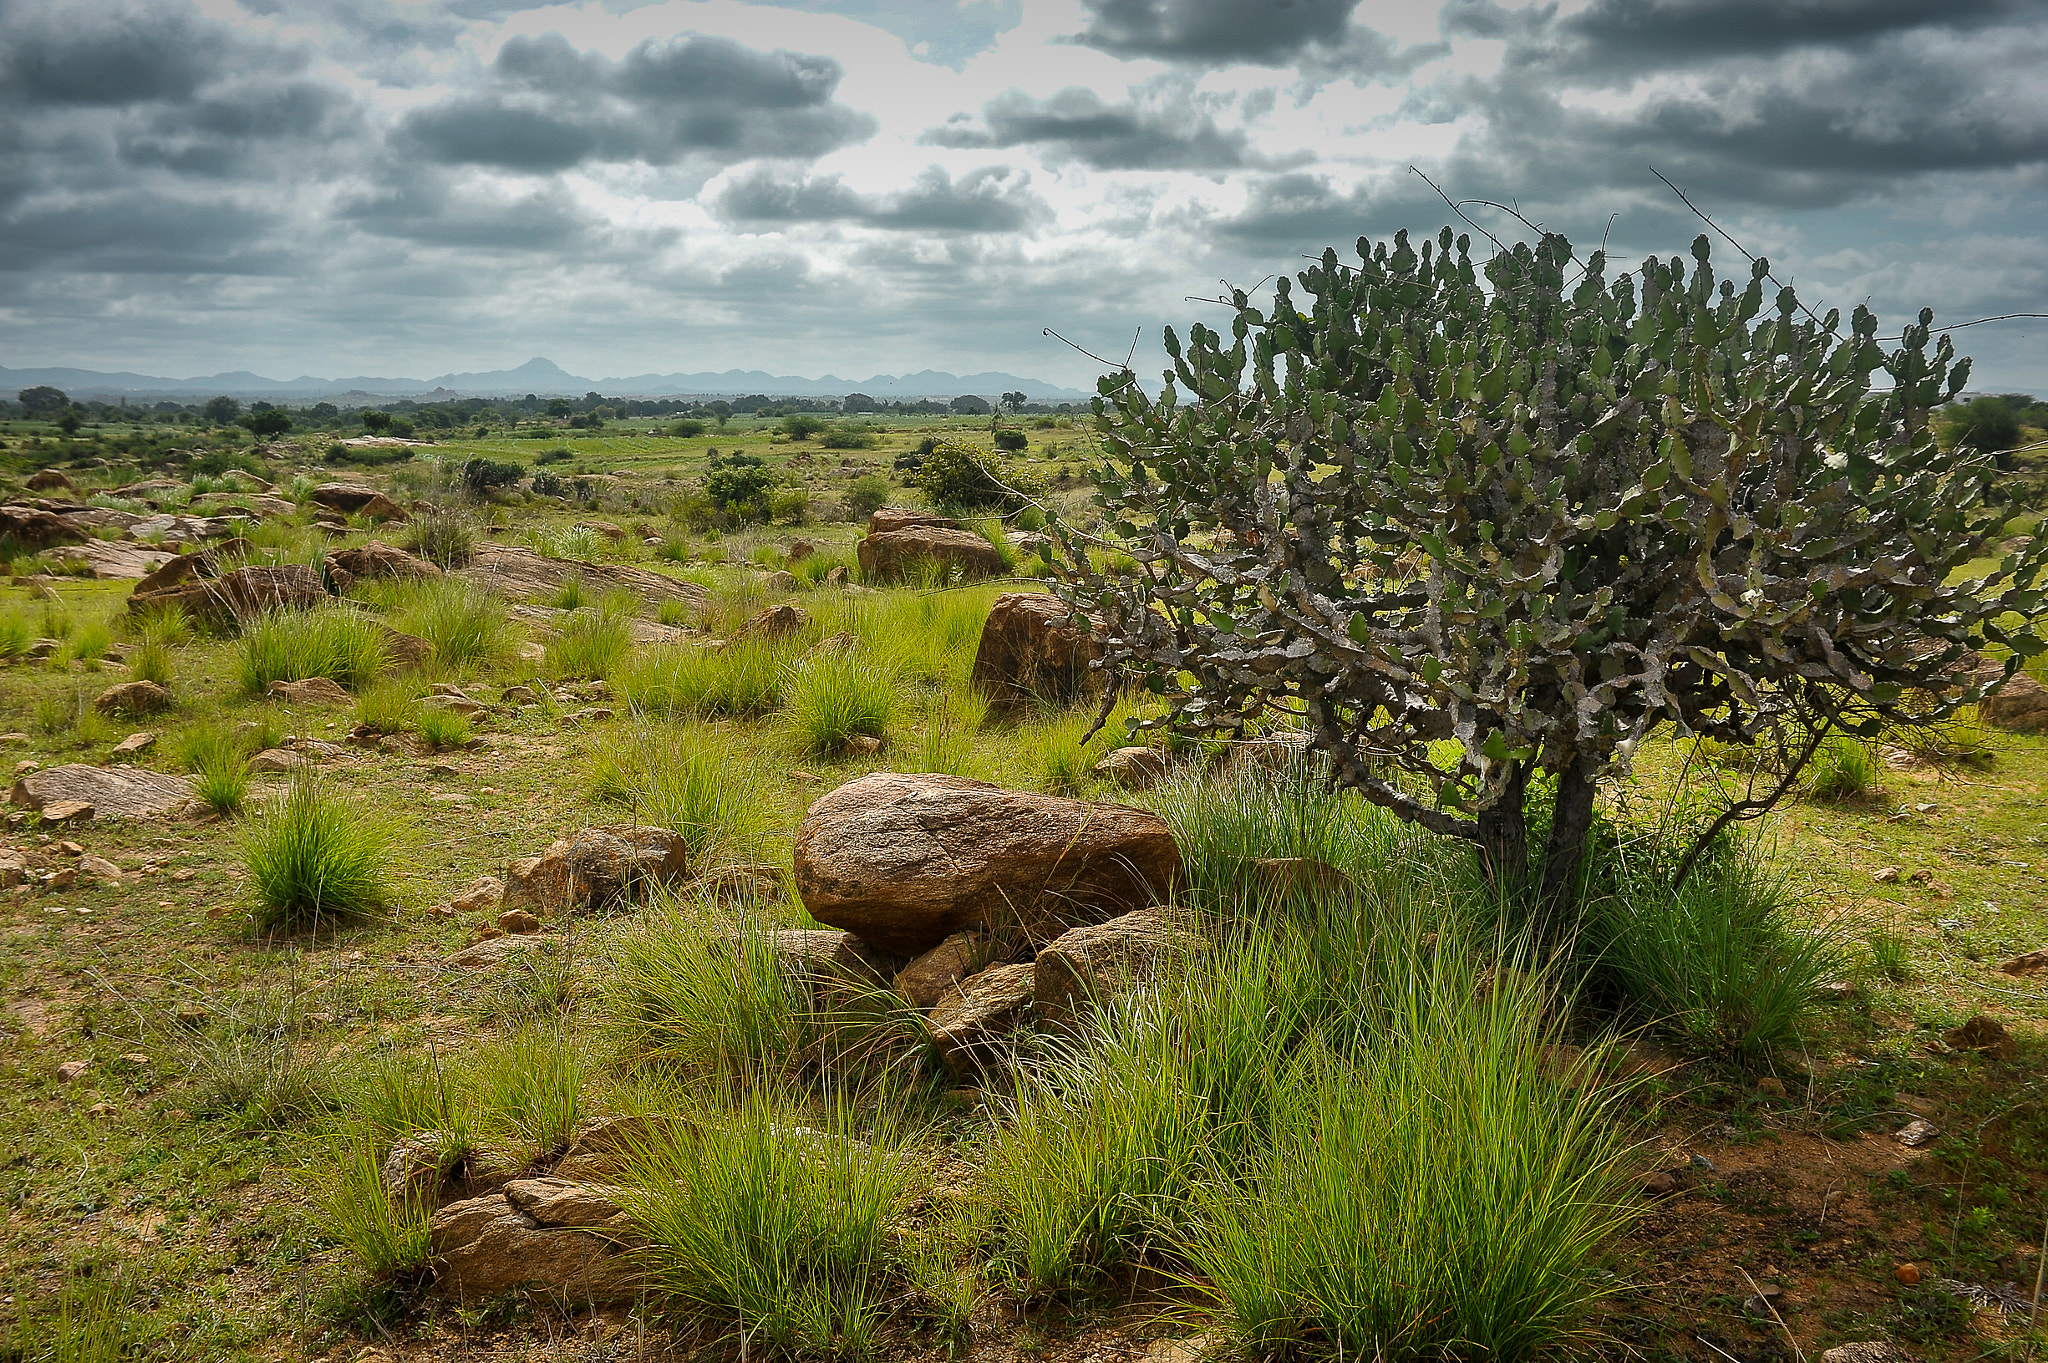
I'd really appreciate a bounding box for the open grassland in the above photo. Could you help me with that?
[0,429,2043,1363]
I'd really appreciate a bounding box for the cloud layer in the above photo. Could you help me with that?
[0,0,2042,390]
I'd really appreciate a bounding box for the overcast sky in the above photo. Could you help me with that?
[2,0,2045,390]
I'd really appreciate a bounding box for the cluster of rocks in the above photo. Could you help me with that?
[854,507,1047,582]
[0,833,129,896]
[0,471,342,582]
[788,771,1193,1075]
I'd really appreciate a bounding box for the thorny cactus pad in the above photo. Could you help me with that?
[1054,228,2048,922]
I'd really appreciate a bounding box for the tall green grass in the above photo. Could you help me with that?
[544,602,634,681]
[241,776,396,933]
[785,649,895,756]
[613,1089,914,1358]
[587,723,766,864]
[390,576,512,671]
[177,721,252,816]
[608,903,805,1085]
[1802,730,1879,800]
[619,638,795,719]
[236,608,388,694]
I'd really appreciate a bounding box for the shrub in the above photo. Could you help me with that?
[325,1133,434,1279]
[768,488,810,525]
[992,428,1028,451]
[670,419,708,438]
[241,776,396,933]
[536,446,573,465]
[822,425,875,450]
[1867,928,1912,983]
[67,616,112,667]
[707,463,772,517]
[785,649,894,756]
[129,637,173,687]
[460,457,524,495]
[544,604,634,681]
[844,474,890,517]
[778,413,827,440]
[236,608,388,694]
[912,441,1045,512]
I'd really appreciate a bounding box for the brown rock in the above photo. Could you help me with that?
[55,1059,90,1082]
[576,520,627,541]
[266,676,352,705]
[450,875,504,915]
[689,863,784,904]
[109,732,155,758]
[503,826,688,913]
[248,748,307,775]
[768,929,905,996]
[786,540,815,561]
[1032,910,1191,1026]
[428,1181,634,1302]
[823,565,849,587]
[26,469,74,492]
[1943,1015,2015,1058]
[970,592,1102,710]
[92,680,172,717]
[1823,1344,1916,1363]
[762,569,799,592]
[554,1115,670,1181]
[868,507,957,536]
[129,538,252,596]
[310,483,407,521]
[79,854,122,879]
[383,1130,457,1206]
[41,801,92,825]
[60,540,179,581]
[1999,945,2048,976]
[1894,1263,1921,1285]
[128,563,326,626]
[11,764,189,820]
[928,963,1035,1075]
[857,526,1006,581]
[1092,746,1167,789]
[741,603,809,638]
[795,772,1183,954]
[1980,671,2048,732]
[323,541,440,593]
[0,505,87,550]
[895,931,1012,1008]
[1640,1170,1678,1198]
[454,544,706,613]
[497,908,541,935]
[441,934,554,969]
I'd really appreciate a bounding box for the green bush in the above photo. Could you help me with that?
[460,457,524,495]
[778,413,827,440]
[822,425,875,450]
[912,441,1045,512]
[844,474,890,517]
[236,608,388,695]
[352,677,420,734]
[768,488,810,525]
[241,777,396,933]
[670,419,708,438]
[402,510,475,568]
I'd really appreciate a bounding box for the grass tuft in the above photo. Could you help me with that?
[241,776,396,933]
[236,608,388,695]
[544,602,633,681]
[785,649,894,756]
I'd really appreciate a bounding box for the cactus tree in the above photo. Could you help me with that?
[1058,229,2048,927]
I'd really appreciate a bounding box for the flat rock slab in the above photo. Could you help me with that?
[10,765,191,820]
[128,564,326,625]
[429,1179,636,1302]
[442,935,556,969]
[56,540,179,580]
[794,772,1183,954]
[457,545,707,613]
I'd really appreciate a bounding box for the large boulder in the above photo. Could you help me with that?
[310,483,407,521]
[57,540,178,581]
[856,526,1006,582]
[93,680,172,717]
[969,593,1101,710]
[429,1177,637,1302]
[0,505,87,550]
[129,538,253,596]
[10,764,191,820]
[1980,672,2048,732]
[127,563,326,625]
[1032,910,1192,1027]
[323,541,441,593]
[25,469,74,493]
[503,826,689,913]
[794,773,1182,954]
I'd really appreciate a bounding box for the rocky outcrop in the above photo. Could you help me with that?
[59,540,178,581]
[1032,910,1191,1027]
[969,592,1101,710]
[868,507,957,536]
[794,773,1182,954]
[768,929,905,1001]
[128,564,326,625]
[129,539,253,596]
[856,527,1006,582]
[429,1177,637,1302]
[25,469,74,493]
[503,826,689,913]
[323,541,441,593]
[92,680,172,717]
[455,544,706,613]
[10,764,191,820]
[310,483,407,521]
[1980,672,2048,732]
[0,505,88,550]
[927,963,1035,1075]
[266,677,353,705]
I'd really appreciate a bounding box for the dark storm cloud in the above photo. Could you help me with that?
[339,169,594,250]
[716,165,1048,233]
[0,5,238,107]
[1070,0,1355,62]
[117,80,352,178]
[398,33,876,172]
[1208,171,1449,246]
[922,87,1275,171]
[0,191,295,273]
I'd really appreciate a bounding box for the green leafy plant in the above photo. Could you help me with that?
[844,474,890,517]
[913,441,1045,512]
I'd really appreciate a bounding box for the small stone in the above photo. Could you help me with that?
[845,734,882,755]
[40,800,93,824]
[12,761,35,776]
[449,876,504,914]
[1999,946,2048,976]
[110,732,156,757]
[1757,1076,1787,1098]
[1873,866,1900,884]
[92,680,172,717]
[78,854,122,880]
[1907,868,1933,884]
[1895,1118,1938,1146]
[86,1101,117,1118]
[1689,1154,1716,1172]
[57,840,82,856]
[1092,746,1167,789]
[247,748,307,774]
[266,677,353,705]
[763,570,799,592]
[1823,1343,1916,1363]
[55,1059,88,1082]
[497,909,541,935]
[43,867,76,889]
[1895,1262,1921,1286]
[1640,1170,1678,1198]
[500,685,537,705]
[1815,979,1857,1001]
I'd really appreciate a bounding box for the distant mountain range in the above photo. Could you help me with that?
[0,355,1094,403]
